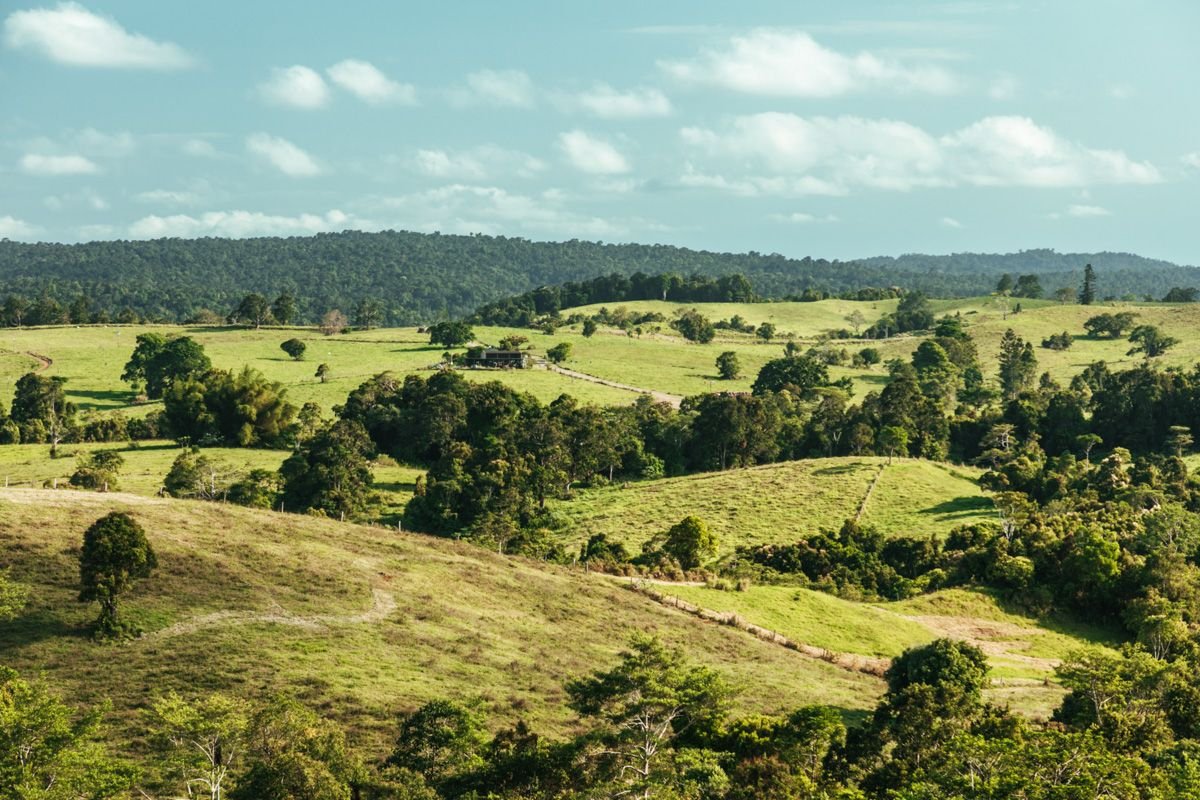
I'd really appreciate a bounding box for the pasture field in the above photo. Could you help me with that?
[662,584,1120,718]
[2,297,1192,422]
[0,489,883,757]
[0,324,635,418]
[551,457,994,555]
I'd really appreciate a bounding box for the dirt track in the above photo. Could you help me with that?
[544,364,682,408]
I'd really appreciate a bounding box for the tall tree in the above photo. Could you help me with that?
[566,635,733,800]
[997,328,1037,400]
[11,372,74,454]
[78,512,157,636]
[228,294,273,328]
[1079,263,1097,305]
[121,334,212,398]
[271,292,297,325]
[148,692,251,800]
[279,419,375,517]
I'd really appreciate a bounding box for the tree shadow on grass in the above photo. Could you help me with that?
[922,496,993,519]
[981,588,1125,648]
[68,389,134,410]
[0,609,89,650]
[374,480,418,495]
[812,464,869,476]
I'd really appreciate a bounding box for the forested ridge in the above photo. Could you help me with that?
[0,231,1195,324]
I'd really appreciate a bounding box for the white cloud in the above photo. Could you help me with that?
[452,69,535,107]
[245,133,322,177]
[3,1,193,69]
[680,113,1160,197]
[135,189,199,205]
[682,114,946,191]
[558,130,630,175]
[378,184,622,238]
[327,59,416,105]
[410,145,545,180]
[769,211,839,224]
[1066,204,1112,217]
[20,152,99,175]
[679,165,845,198]
[661,29,958,97]
[1182,152,1200,169]
[258,65,330,109]
[940,216,963,228]
[0,215,40,240]
[571,84,671,118]
[944,116,1159,186]
[1109,83,1134,100]
[129,209,355,239]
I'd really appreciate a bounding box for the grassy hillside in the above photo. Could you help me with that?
[661,584,1120,718]
[4,296,1193,424]
[553,457,993,555]
[0,489,884,758]
[0,324,635,417]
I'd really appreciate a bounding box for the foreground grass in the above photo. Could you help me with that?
[663,584,1121,719]
[0,490,882,760]
[553,457,993,555]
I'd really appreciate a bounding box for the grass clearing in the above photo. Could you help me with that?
[661,583,1120,719]
[554,457,992,554]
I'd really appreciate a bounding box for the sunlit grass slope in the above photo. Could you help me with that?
[663,584,1120,718]
[552,457,993,555]
[0,489,882,758]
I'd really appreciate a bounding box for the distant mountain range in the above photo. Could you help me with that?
[0,232,1195,324]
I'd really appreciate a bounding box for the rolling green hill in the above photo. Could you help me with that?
[552,457,994,554]
[0,489,882,757]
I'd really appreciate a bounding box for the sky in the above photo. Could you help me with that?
[2,1,1198,264]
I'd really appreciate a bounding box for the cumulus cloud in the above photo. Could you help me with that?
[0,215,40,240]
[258,65,330,109]
[410,145,545,180]
[1183,152,1200,169]
[940,216,964,228]
[20,152,99,175]
[570,84,672,118]
[661,29,958,96]
[680,113,1160,197]
[129,209,355,239]
[452,69,535,107]
[558,130,630,175]
[245,133,322,177]
[327,59,416,105]
[678,165,845,198]
[4,1,193,69]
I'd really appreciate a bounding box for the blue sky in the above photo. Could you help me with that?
[2,1,1198,264]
